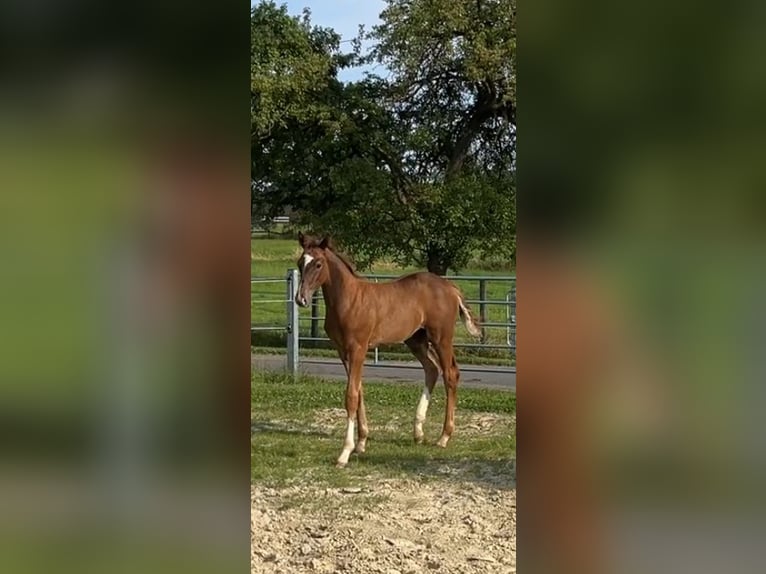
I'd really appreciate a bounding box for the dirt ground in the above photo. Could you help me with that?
[251,473,516,574]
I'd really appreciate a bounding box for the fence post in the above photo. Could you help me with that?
[507,285,516,357]
[286,269,299,376]
[511,284,516,351]
[374,277,379,364]
[310,292,319,340]
[479,279,487,344]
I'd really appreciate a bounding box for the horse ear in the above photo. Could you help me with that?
[319,236,330,249]
[298,232,306,247]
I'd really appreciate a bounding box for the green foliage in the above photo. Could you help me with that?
[371,0,516,177]
[251,0,516,273]
[250,2,349,140]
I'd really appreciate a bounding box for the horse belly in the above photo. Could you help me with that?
[370,314,423,347]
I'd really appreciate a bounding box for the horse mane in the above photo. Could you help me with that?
[330,248,358,276]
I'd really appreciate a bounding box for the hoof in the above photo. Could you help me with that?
[414,435,425,444]
[353,445,366,454]
[436,436,449,448]
[335,461,347,469]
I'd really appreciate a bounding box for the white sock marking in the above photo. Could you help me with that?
[337,417,355,465]
[414,386,431,437]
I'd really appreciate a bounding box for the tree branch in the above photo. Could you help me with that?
[445,92,515,180]
[371,141,414,204]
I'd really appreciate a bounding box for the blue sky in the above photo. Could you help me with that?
[254,0,386,82]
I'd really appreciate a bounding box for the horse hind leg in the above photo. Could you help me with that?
[432,341,460,448]
[405,330,441,444]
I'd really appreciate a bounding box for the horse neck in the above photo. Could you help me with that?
[320,251,359,311]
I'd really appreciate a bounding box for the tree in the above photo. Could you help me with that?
[250,2,349,143]
[250,1,361,224]
[371,0,516,179]
[359,0,516,273]
[251,0,516,273]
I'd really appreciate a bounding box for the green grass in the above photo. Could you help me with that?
[251,371,515,489]
[251,238,516,365]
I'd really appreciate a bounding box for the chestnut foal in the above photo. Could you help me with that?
[295,233,481,467]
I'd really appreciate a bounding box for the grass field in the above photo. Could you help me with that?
[251,238,516,365]
[251,371,516,488]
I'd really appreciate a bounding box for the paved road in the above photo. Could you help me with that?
[252,354,515,392]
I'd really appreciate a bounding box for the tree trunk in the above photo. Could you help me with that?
[426,252,449,276]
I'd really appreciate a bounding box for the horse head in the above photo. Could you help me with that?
[295,232,332,307]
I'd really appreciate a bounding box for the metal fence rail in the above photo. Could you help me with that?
[251,270,516,375]
[247,272,299,372]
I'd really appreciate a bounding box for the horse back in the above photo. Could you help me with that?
[386,272,460,309]
[392,271,454,290]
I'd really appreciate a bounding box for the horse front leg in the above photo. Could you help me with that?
[355,384,368,454]
[336,345,366,467]
[336,345,367,452]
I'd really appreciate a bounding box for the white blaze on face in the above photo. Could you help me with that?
[337,417,356,466]
[300,253,314,268]
[297,253,315,306]
[414,386,431,438]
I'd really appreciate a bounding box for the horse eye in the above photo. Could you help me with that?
[316,261,323,268]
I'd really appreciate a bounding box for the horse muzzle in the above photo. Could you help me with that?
[296,289,311,307]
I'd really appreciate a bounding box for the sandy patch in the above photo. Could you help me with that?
[251,477,516,574]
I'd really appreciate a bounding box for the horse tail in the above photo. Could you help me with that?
[457,292,482,338]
